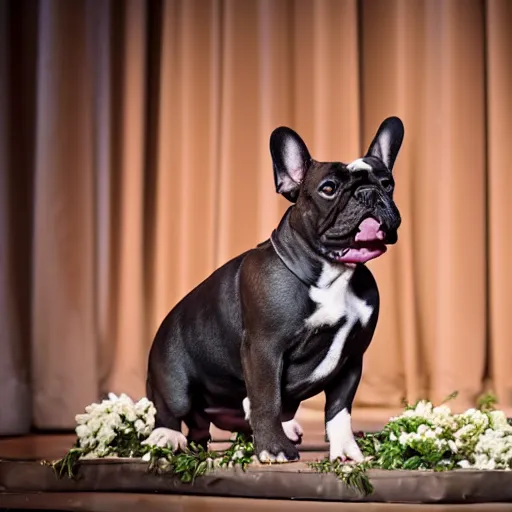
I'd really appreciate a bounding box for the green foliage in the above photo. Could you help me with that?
[49,390,510,499]
[477,391,498,413]
[307,458,374,496]
[46,445,83,479]
[48,433,256,485]
[441,391,459,405]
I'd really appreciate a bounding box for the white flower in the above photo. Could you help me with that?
[389,432,397,441]
[434,439,447,449]
[79,435,96,450]
[489,411,512,431]
[134,419,146,435]
[459,409,489,429]
[454,424,476,439]
[116,403,137,422]
[118,393,135,406]
[414,401,433,418]
[458,460,471,469]
[76,424,90,439]
[135,397,153,415]
[448,440,458,453]
[417,425,428,435]
[480,459,496,470]
[232,450,244,460]
[75,413,89,425]
[142,452,152,462]
[102,412,122,430]
[85,403,99,414]
[398,432,410,445]
[87,417,102,435]
[97,426,116,444]
[433,405,452,416]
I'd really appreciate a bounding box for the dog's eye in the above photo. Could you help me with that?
[319,180,338,197]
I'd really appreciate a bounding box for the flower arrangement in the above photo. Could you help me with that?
[75,393,156,457]
[50,393,156,477]
[49,392,256,482]
[354,392,512,473]
[49,391,512,496]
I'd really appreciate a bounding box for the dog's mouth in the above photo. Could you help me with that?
[323,217,389,265]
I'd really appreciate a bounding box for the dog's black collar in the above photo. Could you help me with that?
[270,232,315,286]
[269,207,326,287]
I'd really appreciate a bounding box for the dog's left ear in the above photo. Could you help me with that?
[270,127,312,203]
[365,116,405,172]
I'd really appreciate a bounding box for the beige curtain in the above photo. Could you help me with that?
[1,0,511,434]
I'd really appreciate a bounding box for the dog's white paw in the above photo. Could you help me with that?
[282,419,303,443]
[329,437,364,462]
[141,427,188,452]
[326,408,364,463]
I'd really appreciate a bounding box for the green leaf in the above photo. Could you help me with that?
[477,391,498,412]
[403,456,422,470]
[441,391,459,405]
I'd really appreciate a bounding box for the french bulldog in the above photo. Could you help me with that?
[145,116,404,463]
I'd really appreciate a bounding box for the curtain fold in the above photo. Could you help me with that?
[1,0,511,433]
[357,0,487,411]
[487,0,512,409]
[0,0,33,435]
[30,0,98,427]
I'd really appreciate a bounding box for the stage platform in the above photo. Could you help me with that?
[1,415,512,511]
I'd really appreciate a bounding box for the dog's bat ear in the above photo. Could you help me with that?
[365,116,404,172]
[270,127,312,203]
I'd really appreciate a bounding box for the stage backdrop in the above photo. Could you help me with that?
[1,0,511,434]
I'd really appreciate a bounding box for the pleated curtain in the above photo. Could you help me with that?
[1,0,511,434]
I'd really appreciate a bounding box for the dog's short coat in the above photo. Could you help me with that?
[145,117,404,462]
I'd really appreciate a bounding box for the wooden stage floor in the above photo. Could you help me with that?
[2,410,512,511]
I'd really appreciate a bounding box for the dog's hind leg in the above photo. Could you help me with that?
[143,376,189,452]
[281,402,304,445]
[185,408,212,449]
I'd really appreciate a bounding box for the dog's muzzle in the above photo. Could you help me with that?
[320,185,400,264]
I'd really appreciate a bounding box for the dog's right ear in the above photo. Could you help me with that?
[270,127,312,203]
[365,116,405,173]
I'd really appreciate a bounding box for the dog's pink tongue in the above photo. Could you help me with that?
[355,217,385,242]
[337,217,386,264]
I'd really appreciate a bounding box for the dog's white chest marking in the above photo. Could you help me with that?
[307,263,373,382]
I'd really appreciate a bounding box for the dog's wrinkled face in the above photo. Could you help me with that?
[270,117,404,265]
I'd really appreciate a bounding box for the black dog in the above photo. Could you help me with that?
[144,117,404,463]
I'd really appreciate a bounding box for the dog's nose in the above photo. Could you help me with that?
[354,186,379,208]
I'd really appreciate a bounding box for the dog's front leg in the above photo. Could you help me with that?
[241,337,300,463]
[324,355,365,463]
